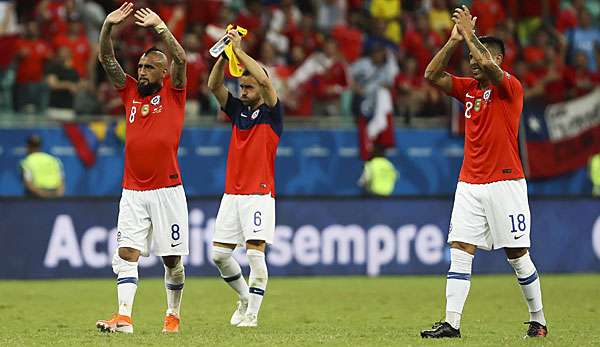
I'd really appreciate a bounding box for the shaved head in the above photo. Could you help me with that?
[142,50,168,69]
[137,48,168,96]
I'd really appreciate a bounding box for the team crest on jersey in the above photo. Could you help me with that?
[150,95,161,106]
[141,104,150,116]
[474,99,482,112]
[251,109,260,119]
[483,90,492,101]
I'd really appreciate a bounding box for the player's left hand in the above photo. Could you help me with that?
[452,5,476,38]
[134,7,163,28]
[227,29,243,51]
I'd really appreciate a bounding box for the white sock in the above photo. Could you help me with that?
[113,255,138,317]
[445,248,474,329]
[164,259,185,317]
[246,249,268,316]
[508,252,546,326]
[212,246,249,300]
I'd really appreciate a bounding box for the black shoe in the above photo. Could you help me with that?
[524,321,548,338]
[420,321,461,338]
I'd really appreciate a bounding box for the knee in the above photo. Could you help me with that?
[505,247,528,260]
[163,256,181,269]
[111,251,138,275]
[118,247,140,262]
[450,241,477,255]
[211,248,232,265]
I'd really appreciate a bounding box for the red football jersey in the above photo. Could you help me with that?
[449,72,525,184]
[221,92,283,197]
[117,75,186,190]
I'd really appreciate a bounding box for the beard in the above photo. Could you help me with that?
[137,81,162,96]
[240,95,260,107]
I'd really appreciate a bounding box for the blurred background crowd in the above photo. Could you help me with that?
[0,0,599,124]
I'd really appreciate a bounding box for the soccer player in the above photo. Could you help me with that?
[420,6,548,338]
[207,28,283,328]
[95,3,188,334]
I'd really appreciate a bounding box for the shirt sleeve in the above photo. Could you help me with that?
[166,76,186,106]
[221,92,244,123]
[496,71,523,100]
[269,99,284,136]
[116,74,137,102]
[448,75,472,103]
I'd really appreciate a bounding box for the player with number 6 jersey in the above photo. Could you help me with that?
[420,5,548,339]
[95,3,188,334]
[207,27,283,328]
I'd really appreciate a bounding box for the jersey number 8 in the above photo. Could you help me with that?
[129,106,137,123]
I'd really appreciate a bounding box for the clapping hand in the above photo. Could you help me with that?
[452,5,477,39]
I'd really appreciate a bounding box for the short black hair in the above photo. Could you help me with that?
[143,47,166,56]
[478,36,505,57]
[26,134,41,148]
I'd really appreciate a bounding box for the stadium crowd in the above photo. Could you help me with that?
[0,0,599,123]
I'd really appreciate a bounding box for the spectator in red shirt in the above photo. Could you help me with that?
[556,0,586,33]
[493,23,518,72]
[401,13,443,74]
[313,40,349,116]
[0,1,18,111]
[471,0,505,35]
[158,0,186,42]
[571,50,600,97]
[53,20,91,79]
[37,0,78,39]
[331,11,364,63]
[14,21,52,113]
[183,33,209,117]
[394,56,426,125]
[236,0,267,56]
[287,14,323,56]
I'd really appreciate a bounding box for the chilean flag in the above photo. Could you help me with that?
[522,88,600,178]
[356,87,396,160]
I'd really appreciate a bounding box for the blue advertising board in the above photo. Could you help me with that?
[1,197,599,279]
[0,127,592,196]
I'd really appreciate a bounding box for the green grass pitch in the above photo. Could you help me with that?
[0,274,598,346]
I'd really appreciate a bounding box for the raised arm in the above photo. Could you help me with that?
[453,6,503,85]
[229,29,278,107]
[207,56,229,107]
[134,8,187,88]
[98,2,133,88]
[424,25,464,94]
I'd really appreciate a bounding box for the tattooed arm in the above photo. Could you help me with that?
[453,5,504,85]
[98,2,133,89]
[424,25,464,94]
[134,8,187,88]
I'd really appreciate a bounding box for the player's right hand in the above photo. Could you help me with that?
[450,24,464,42]
[105,2,134,25]
[227,29,243,51]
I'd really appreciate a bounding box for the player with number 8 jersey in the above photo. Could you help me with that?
[95,3,188,334]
